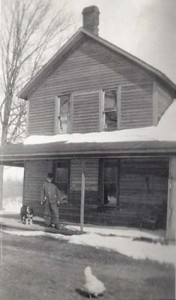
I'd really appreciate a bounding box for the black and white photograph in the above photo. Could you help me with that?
[0,0,176,299]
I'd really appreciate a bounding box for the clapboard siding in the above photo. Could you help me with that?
[157,83,172,121]
[120,158,169,207]
[70,159,99,191]
[28,37,154,135]
[28,96,55,135]
[121,83,153,129]
[72,91,100,132]
[23,161,48,214]
[70,159,82,190]
[69,159,99,206]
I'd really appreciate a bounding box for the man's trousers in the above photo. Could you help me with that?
[44,201,59,226]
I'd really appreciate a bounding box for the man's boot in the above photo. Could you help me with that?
[55,224,60,229]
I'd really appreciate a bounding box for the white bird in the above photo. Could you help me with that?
[81,266,106,298]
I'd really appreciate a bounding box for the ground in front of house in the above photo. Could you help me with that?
[0,230,175,300]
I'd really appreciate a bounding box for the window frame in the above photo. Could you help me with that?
[101,87,121,131]
[55,94,71,134]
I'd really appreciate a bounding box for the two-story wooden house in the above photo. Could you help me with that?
[1,6,176,240]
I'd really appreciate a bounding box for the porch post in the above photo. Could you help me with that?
[80,160,85,232]
[166,156,176,242]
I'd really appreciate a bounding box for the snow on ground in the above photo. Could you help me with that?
[1,221,175,266]
[67,233,176,265]
[24,100,176,145]
[1,197,22,214]
[65,224,165,239]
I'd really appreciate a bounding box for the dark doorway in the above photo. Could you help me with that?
[54,160,70,203]
[99,159,120,208]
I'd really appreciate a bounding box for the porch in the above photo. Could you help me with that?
[0,139,175,241]
[22,156,169,231]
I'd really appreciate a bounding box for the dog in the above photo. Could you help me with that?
[20,205,34,225]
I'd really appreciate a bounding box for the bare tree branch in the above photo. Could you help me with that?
[0,0,72,145]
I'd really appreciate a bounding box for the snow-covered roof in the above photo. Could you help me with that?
[24,99,176,146]
[0,100,176,166]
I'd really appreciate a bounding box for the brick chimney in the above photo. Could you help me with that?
[82,6,99,35]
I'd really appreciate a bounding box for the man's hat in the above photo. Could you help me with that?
[47,173,54,179]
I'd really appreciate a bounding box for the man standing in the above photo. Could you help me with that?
[41,173,61,229]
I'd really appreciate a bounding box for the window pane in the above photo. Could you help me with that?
[104,183,117,206]
[60,95,70,114]
[105,111,117,131]
[60,115,70,134]
[104,166,117,183]
[57,94,70,134]
[55,164,69,194]
[104,163,118,206]
[104,90,117,111]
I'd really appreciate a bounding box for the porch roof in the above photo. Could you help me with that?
[1,140,176,166]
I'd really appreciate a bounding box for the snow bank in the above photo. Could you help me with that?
[68,233,176,265]
[2,228,175,265]
[65,225,164,240]
[24,100,176,145]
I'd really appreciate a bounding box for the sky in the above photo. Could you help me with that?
[62,0,176,83]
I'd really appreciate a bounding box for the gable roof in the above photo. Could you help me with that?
[18,27,176,100]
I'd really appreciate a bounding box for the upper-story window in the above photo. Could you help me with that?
[55,94,70,134]
[103,89,118,131]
